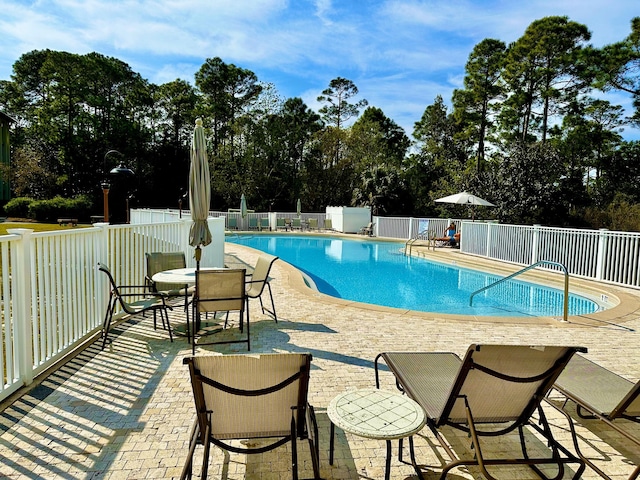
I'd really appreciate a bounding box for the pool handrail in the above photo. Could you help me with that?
[469,260,570,322]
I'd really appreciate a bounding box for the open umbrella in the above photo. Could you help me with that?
[435,191,494,221]
[296,198,301,218]
[188,118,212,268]
[435,191,495,206]
[240,194,248,218]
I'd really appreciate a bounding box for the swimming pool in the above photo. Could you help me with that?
[227,234,599,317]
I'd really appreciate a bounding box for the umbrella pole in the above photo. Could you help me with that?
[195,245,202,270]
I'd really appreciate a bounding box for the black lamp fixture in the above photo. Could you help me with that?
[102,150,134,223]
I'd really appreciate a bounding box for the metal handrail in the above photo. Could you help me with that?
[469,260,570,322]
[404,229,432,255]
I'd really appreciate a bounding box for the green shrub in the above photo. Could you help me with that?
[27,195,93,222]
[3,197,34,218]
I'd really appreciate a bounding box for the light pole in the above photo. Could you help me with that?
[102,150,134,224]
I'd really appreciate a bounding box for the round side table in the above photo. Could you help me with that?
[328,388,426,480]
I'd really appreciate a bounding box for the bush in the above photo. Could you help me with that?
[3,197,34,218]
[22,195,93,222]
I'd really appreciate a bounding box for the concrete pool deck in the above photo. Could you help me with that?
[1,241,639,479]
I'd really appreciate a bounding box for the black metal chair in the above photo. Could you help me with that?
[145,251,194,315]
[98,262,173,349]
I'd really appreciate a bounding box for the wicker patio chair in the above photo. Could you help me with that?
[374,344,587,480]
[181,353,321,480]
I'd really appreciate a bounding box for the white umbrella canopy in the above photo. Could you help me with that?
[240,194,248,218]
[435,191,495,207]
[188,118,212,262]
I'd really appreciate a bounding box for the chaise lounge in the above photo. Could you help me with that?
[374,344,587,479]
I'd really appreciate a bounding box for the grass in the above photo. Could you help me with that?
[0,221,88,236]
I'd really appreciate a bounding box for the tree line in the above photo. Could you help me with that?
[0,15,639,228]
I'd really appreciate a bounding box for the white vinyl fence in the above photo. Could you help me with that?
[0,220,189,402]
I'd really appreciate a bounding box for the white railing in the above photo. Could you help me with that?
[459,222,640,288]
[0,220,188,402]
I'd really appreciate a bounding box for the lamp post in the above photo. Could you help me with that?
[102,150,134,224]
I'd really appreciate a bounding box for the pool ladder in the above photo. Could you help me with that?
[404,230,434,256]
[469,260,570,322]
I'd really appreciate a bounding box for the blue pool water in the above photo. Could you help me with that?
[227,234,599,317]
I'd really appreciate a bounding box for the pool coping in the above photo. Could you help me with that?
[227,232,640,329]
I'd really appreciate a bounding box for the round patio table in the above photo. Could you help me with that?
[327,388,426,480]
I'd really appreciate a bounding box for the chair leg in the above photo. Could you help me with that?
[291,416,299,480]
[101,297,116,350]
[163,307,173,342]
[266,281,277,322]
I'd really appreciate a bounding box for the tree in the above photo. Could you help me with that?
[501,16,591,142]
[317,77,368,129]
[452,39,506,171]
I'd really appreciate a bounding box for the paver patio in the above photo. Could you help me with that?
[1,242,639,479]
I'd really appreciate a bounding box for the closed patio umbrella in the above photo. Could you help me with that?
[296,198,301,217]
[240,194,248,218]
[188,118,212,268]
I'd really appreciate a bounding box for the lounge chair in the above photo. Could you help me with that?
[291,218,302,230]
[434,232,460,247]
[180,353,321,480]
[359,222,374,236]
[307,218,319,231]
[276,218,288,231]
[245,253,279,322]
[189,268,249,353]
[259,217,270,231]
[98,262,173,349]
[374,344,587,479]
[248,217,259,230]
[227,217,238,230]
[323,219,334,232]
[549,354,640,479]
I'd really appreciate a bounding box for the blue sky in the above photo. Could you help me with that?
[1,0,638,140]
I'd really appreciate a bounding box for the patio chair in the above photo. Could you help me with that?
[359,222,374,236]
[374,344,587,480]
[180,353,321,480]
[291,218,302,230]
[246,253,279,322]
[259,217,270,231]
[227,217,238,230]
[248,217,259,230]
[323,219,333,232]
[548,354,640,479]
[145,252,194,314]
[276,217,288,231]
[307,218,318,231]
[98,262,173,350]
[189,268,249,354]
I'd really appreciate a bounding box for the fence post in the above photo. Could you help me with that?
[486,222,493,257]
[532,225,541,264]
[596,228,608,281]
[7,228,35,386]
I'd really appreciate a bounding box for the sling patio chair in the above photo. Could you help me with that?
[145,251,195,315]
[374,344,587,480]
[322,219,333,232]
[181,353,321,480]
[248,217,259,230]
[359,222,374,236]
[259,217,270,231]
[98,262,173,349]
[548,354,640,480]
[291,218,302,230]
[276,217,289,231]
[245,253,279,322]
[307,218,319,231]
[227,217,238,230]
[189,268,249,354]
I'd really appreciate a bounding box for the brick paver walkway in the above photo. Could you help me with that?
[1,241,639,479]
